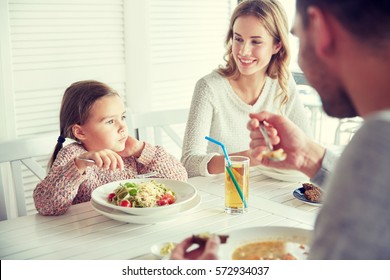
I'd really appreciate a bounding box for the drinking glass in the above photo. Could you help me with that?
[225,156,249,214]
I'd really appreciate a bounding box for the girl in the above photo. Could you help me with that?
[34,80,188,216]
[181,0,312,177]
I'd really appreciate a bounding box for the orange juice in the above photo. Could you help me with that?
[225,156,249,214]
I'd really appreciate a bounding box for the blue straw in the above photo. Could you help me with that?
[205,136,231,166]
[205,136,247,208]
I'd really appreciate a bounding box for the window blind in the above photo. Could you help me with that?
[6,0,127,215]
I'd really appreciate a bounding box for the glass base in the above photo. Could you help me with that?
[225,207,248,215]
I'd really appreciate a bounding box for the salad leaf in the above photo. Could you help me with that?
[129,188,138,196]
[124,182,138,188]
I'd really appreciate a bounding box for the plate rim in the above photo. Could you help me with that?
[257,166,309,182]
[91,193,201,224]
[219,225,312,260]
[91,178,197,215]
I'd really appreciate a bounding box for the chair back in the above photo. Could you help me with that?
[334,117,363,145]
[0,135,55,220]
[127,108,189,159]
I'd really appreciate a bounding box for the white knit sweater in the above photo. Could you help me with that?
[181,71,312,177]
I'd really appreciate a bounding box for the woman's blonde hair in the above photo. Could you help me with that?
[218,0,291,108]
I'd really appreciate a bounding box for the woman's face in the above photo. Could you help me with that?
[232,15,281,77]
[76,95,128,152]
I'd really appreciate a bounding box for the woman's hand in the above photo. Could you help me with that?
[117,136,145,158]
[170,235,220,260]
[248,111,325,178]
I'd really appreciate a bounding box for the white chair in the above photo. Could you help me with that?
[126,108,190,159]
[296,83,323,142]
[334,117,363,145]
[0,135,55,220]
[127,108,189,147]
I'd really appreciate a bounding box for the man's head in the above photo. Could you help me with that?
[296,0,390,45]
[293,0,390,118]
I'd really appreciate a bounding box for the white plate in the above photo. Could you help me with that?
[293,187,323,207]
[91,194,201,224]
[219,226,311,260]
[91,178,197,216]
[257,166,309,182]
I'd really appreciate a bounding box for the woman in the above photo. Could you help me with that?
[181,0,311,177]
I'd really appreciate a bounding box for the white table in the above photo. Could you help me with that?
[0,167,319,260]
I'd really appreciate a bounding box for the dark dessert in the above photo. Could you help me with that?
[302,183,322,202]
[192,233,229,245]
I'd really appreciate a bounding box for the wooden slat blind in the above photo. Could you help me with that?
[6,0,126,216]
[148,0,233,111]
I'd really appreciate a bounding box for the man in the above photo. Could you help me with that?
[171,0,390,259]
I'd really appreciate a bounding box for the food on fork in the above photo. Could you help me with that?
[261,148,287,161]
[302,183,322,202]
[192,232,229,245]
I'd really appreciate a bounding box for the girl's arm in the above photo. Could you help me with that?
[135,142,188,181]
[33,149,87,216]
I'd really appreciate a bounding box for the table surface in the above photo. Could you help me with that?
[0,167,319,260]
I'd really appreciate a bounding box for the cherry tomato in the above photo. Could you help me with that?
[107,193,116,202]
[164,194,176,205]
[120,200,132,207]
[157,199,168,206]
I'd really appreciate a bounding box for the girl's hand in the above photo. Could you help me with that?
[117,135,145,158]
[75,149,124,172]
[248,111,325,178]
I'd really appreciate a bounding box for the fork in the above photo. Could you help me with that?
[77,157,159,178]
[258,122,287,162]
[258,122,273,151]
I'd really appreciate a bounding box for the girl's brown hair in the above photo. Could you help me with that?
[49,80,119,167]
[218,0,291,109]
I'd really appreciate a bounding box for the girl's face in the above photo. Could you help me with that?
[75,95,128,152]
[232,15,281,77]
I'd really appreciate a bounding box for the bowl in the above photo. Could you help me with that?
[219,226,312,260]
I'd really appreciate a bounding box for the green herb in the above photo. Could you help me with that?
[124,182,138,188]
[129,188,138,196]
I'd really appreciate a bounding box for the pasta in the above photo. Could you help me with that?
[108,180,176,208]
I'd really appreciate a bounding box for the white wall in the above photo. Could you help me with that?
[0,0,237,217]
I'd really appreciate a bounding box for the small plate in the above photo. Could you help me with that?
[151,242,178,259]
[91,194,201,224]
[293,187,322,206]
[91,178,197,216]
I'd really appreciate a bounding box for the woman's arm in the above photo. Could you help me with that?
[181,78,218,177]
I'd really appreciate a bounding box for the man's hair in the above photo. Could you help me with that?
[296,0,390,44]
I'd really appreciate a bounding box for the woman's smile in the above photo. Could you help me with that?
[237,55,256,66]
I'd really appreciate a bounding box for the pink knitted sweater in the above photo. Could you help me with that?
[33,142,188,215]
